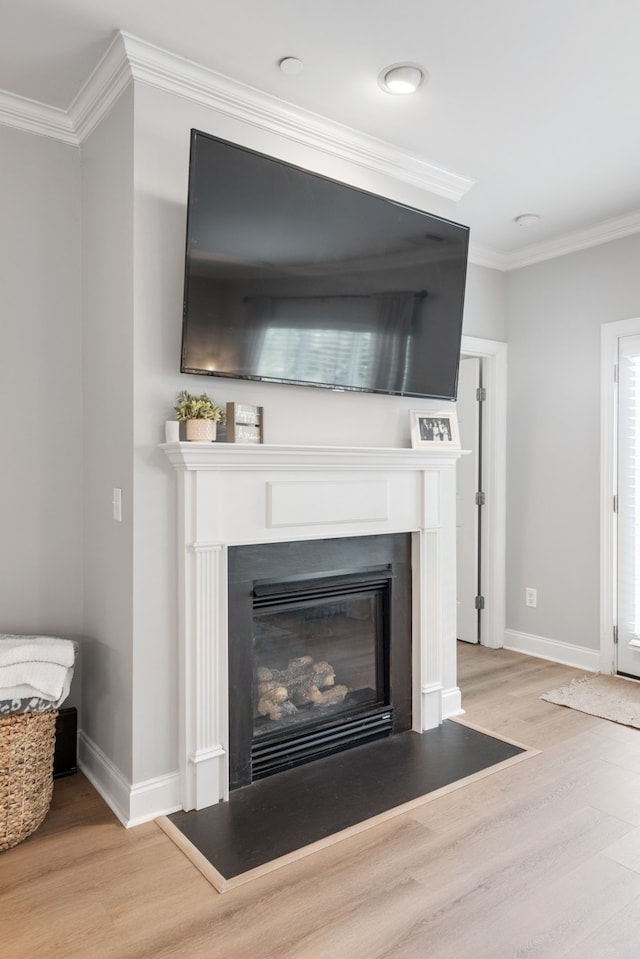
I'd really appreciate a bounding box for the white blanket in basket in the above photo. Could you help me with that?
[0,635,77,705]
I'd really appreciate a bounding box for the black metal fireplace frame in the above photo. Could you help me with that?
[228,534,412,790]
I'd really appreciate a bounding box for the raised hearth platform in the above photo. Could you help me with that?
[157,719,534,892]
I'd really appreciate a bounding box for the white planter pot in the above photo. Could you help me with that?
[186,419,217,442]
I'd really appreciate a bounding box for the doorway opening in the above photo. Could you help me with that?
[601,317,640,679]
[456,355,482,644]
[456,335,507,649]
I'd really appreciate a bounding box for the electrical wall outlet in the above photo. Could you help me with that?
[525,587,537,608]
[112,487,122,522]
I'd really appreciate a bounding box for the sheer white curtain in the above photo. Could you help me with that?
[247,292,417,389]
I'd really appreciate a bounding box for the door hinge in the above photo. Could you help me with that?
[614,363,618,383]
[614,624,619,645]
[613,494,618,513]
[476,387,487,402]
[475,595,485,611]
[475,491,486,507]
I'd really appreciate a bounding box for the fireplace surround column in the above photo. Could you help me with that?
[183,542,228,811]
[164,443,464,812]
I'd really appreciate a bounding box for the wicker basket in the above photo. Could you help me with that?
[0,710,58,851]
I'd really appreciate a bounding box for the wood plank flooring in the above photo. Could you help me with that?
[4,643,640,958]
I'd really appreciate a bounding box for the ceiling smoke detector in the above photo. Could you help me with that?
[279,57,304,76]
[379,63,425,95]
[514,213,541,227]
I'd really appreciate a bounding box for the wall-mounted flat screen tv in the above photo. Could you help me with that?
[181,129,470,400]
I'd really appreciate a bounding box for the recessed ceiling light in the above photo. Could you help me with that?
[514,213,541,227]
[279,57,304,76]
[378,63,426,95]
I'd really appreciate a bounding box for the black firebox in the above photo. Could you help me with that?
[228,534,412,789]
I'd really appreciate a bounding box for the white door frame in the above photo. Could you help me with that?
[460,335,507,649]
[456,355,481,644]
[600,316,640,675]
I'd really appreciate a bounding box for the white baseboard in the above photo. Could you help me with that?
[442,685,464,720]
[77,730,130,825]
[128,773,182,827]
[503,629,600,672]
[78,730,181,827]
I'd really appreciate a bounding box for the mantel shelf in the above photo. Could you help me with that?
[161,441,467,472]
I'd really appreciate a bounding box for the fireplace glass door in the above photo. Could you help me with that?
[250,571,392,779]
[254,589,386,730]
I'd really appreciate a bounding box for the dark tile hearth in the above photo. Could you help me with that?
[167,720,526,883]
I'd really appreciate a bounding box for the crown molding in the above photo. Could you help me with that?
[468,209,640,273]
[0,88,76,144]
[0,30,475,203]
[3,30,640,269]
[116,32,475,202]
[68,33,133,143]
[468,241,510,271]
[503,209,640,271]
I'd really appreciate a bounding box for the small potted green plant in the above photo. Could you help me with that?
[174,389,225,442]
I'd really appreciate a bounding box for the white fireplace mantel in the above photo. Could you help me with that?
[163,442,464,811]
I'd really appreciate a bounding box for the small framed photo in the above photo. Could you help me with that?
[410,409,460,448]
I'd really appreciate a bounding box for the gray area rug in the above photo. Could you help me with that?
[541,673,640,728]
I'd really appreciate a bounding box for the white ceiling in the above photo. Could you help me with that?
[4,0,640,260]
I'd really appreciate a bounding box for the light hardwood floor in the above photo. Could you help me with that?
[4,643,640,959]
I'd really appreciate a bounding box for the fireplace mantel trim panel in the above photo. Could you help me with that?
[163,443,464,811]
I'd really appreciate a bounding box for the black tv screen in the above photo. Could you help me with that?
[181,130,470,400]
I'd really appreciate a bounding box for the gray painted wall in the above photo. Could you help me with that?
[464,261,507,342]
[506,235,640,650]
[0,125,83,710]
[81,90,135,779]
